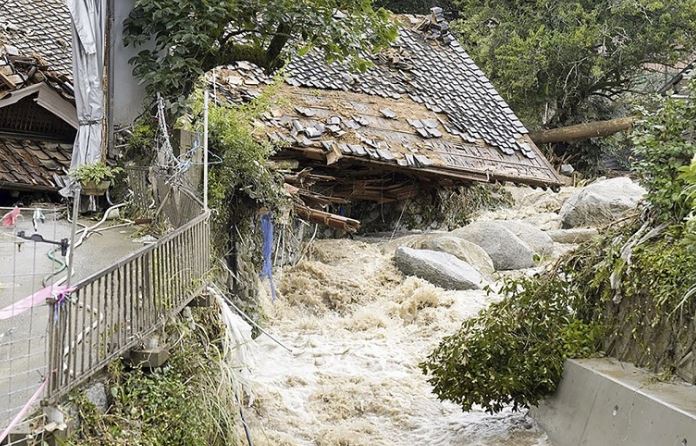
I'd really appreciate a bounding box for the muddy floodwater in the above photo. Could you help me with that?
[239,235,552,446]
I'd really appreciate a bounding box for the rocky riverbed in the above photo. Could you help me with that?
[236,178,645,445]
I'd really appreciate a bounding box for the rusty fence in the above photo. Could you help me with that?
[45,204,211,401]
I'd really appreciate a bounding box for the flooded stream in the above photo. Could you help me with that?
[239,236,552,445]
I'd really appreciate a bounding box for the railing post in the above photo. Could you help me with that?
[45,297,57,399]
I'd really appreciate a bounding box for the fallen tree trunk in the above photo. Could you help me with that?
[530,117,637,144]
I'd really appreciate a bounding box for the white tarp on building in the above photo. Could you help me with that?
[67,0,105,168]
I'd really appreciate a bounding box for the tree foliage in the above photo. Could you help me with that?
[451,0,696,128]
[374,0,456,15]
[632,85,696,222]
[421,274,600,413]
[124,0,397,114]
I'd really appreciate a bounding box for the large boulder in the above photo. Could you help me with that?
[494,220,554,257]
[560,177,646,228]
[395,247,485,290]
[546,228,599,244]
[452,222,535,270]
[417,235,495,276]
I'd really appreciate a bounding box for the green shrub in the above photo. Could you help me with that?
[68,311,237,446]
[632,87,696,222]
[421,273,600,413]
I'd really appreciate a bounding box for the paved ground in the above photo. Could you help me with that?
[0,209,140,428]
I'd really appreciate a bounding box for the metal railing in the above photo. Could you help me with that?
[1,206,66,433]
[45,208,211,400]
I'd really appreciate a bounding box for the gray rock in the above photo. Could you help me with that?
[380,234,428,255]
[452,222,535,270]
[560,177,646,228]
[84,382,108,413]
[522,212,562,231]
[546,228,599,244]
[395,247,485,290]
[495,220,554,257]
[418,235,495,276]
[560,164,575,175]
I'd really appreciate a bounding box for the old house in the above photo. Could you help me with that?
[0,0,76,196]
[211,10,561,228]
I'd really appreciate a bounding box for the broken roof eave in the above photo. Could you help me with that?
[0,83,78,129]
[0,180,58,193]
[278,145,562,190]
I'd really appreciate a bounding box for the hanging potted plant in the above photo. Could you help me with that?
[70,162,123,196]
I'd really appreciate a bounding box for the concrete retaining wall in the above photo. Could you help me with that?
[532,358,696,446]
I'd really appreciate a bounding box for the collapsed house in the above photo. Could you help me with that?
[0,0,75,195]
[210,10,562,231]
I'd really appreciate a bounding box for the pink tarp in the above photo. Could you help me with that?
[0,285,73,320]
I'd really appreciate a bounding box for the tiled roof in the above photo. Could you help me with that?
[0,0,73,77]
[0,137,71,191]
[285,17,532,159]
[210,11,561,188]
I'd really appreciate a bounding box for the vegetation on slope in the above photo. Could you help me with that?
[421,88,696,413]
[67,310,238,446]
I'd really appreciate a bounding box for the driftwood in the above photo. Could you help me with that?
[530,117,636,144]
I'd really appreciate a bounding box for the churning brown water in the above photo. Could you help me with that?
[238,233,552,446]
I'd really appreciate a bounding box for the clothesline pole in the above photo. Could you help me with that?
[66,187,81,288]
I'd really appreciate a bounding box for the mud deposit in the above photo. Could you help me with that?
[240,236,551,446]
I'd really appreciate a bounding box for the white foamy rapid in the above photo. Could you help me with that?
[235,209,565,446]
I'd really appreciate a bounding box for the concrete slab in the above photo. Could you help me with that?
[533,358,696,446]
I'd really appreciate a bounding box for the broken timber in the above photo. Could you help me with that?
[294,204,361,233]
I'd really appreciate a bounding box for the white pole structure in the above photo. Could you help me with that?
[203,89,210,211]
[66,186,81,288]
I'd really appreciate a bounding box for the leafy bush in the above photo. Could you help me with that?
[70,162,123,184]
[421,273,600,413]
